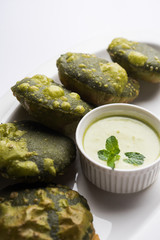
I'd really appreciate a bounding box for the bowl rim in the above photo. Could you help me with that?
[76,103,160,173]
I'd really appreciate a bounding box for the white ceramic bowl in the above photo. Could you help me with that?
[76,103,160,194]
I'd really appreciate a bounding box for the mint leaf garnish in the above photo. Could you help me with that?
[107,154,120,169]
[97,150,110,161]
[97,136,146,169]
[97,136,120,169]
[123,152,145,166]
[105,136,120,155]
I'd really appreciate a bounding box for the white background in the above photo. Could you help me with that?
[0,0,160,98]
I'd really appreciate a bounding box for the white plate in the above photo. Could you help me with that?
[1,35,160,240]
